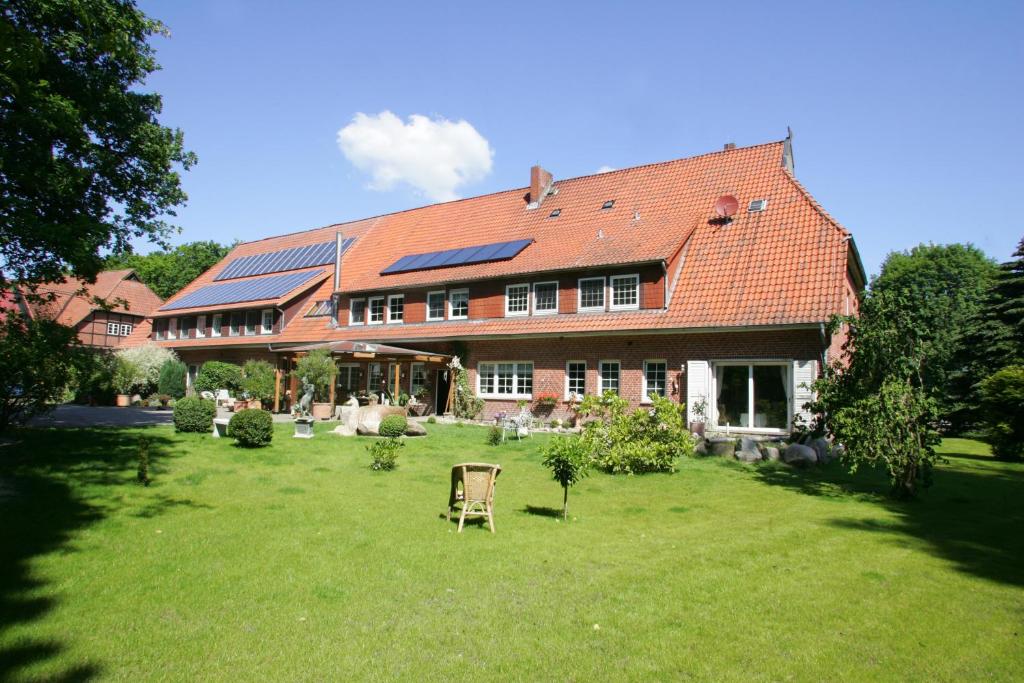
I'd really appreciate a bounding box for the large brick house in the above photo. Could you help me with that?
[15,269,163,349]
[135,138,865,436]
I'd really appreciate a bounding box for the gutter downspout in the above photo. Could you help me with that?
[332,231,344,328]
[662,260,668,311]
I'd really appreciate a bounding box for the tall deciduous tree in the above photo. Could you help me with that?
[106,240,234,299]
[0,0,195,289]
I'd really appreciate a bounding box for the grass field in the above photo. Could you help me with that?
[1,423,1022,681]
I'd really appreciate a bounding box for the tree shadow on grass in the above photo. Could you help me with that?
[0,427,177,681]
[751,451,1024,588]
[521,505,563,518]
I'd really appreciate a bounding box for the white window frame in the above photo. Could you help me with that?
[449,289,469,320]
[710,361,792,433]
[119,323,132,337]
[106,322,119,336]
[410,362,427,396]
[599,360,620,394]
[505,283,530,317]
[387,294,404,324]
[260,308,274,335]
[211,314,222,337]
[642,359,668,402]
[228,313,240,337]
[195,315,206,338]
[426,291,446,321]
[578,276,606,312]
[244,312,257,336]
[476,361,534,399]
[609,273,640,311]
[368,296,385,325]
[178,318,189,339]
[350,298,366,326]
[532,281,559,315]
[565,360,587,400]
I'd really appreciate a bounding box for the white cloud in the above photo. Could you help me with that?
[337,111,494,202]
[595,165,617,174]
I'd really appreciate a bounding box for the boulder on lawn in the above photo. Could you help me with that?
[693,438,708,456]
[809,437,832,463]
[708,437,735,457]
[356,405,406,436]
[735,437,763,462]
[404,421,427,436]
[764,446,780,462]
[782,443,818,467]
[332,423,356,437]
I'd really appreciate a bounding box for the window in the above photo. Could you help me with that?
[167,319,177,340]
[599,360,620,394]
[426,291,445,321]
[367,362,384,392]
[477,361,533,399]
[336,364,360,402]
[387,294,404,323]
[179,317,191,339]
[566,361,586,399]
[306,300,333,317]
[643,360,667,400]
[714,363,789,430]
[610,274,640,310]
[533,281,558,315]
[229,312,242,337]
[368,297,385,324]
[211,314,222,337]
[350,299,366,325]
[154,319,166,341]
[120,323,133,336]
[245,311,258,336]
[261,308,274,335]
[505,284,529,316]
[578,277,606,311]
[196,315,206,338]
[449,289,469,319]
[106,322,119,336]
[410,363,428,397]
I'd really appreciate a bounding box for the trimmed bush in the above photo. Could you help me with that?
[426,416,437,424]
[378,414,408,437]
[158,359,187,399]
[368,437,402,470]
[486,425,502,446]
[228,408,273,448]
[173,397,216,433]
[194,361,243,395]
[242,360,276,405]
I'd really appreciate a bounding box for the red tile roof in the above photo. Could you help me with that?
[20,270,163,327]
[153,140,861,347]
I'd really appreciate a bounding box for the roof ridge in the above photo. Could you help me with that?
[225,139,788,249]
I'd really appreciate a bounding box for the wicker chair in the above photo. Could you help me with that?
[447,463,502,533]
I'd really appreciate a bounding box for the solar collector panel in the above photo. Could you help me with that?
[380,238,533,275]
[162,270,324,310]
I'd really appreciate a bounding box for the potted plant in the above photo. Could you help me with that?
[534,392,559,415]
[688,397,708,437]
[112,356,139,407]
[241,360,275,412]
[157,394,172,410]
[293,349,337,420]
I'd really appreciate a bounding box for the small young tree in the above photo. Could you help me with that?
[241,359,276,405]
[541,436,592,519]
[293,350,336,402]
[157,359,187,399]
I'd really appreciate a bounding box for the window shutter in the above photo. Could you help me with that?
[685,360,709,425]
[791,360,818,427]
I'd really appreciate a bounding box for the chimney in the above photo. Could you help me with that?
[723,142,736,150]
[528,165,553,209]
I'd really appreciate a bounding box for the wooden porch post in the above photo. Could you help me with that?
[273,368,282,413]
[289,356,298,412]
[393,361,401,402]
[329,361,337,406]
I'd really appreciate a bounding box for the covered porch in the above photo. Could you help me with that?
[270,340,452,416]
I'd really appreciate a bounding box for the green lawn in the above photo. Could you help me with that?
[1,424,1022,681]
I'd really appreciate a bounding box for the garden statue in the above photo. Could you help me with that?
[297,376,314,417]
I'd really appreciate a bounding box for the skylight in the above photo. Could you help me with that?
[601,200,615,210]
[549,208,561,218]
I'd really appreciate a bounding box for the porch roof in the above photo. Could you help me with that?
[272,339,449,362]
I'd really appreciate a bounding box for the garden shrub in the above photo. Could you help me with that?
[228,408,273,448]
[116,344,178,394]
[426,416,437,424]
[578,391,693,474]
[293,350,336,402]
[173,396,216,433]
[158,359,187,399]
[112,354,142,395]
[978,365,1024,461]
[368,437,403,470]
[378,414,408,438]
[486,425,502,446]
[242,359,276,405]
[194,361,243,395]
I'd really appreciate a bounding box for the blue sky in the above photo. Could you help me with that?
[138,0,1023,277]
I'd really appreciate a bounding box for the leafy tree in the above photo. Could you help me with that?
[194,361,243,395]
[871,243,999,428]
[812,290,942,497]
[540,436,591,519]
[241,359,276,405]
[1,0,195,289]
[991,237,1024,357]
[293,350,337,402]
[977,365,1024,461]
[106,241,234,299]
[0,312,83,431]
[115,343,177,394]
[157,359,187,399]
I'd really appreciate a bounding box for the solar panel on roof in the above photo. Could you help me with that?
[161,270,323,311]
[214,238,354,281]
[380,238,533,275]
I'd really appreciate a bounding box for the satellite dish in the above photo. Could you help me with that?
[714,195,739,218]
